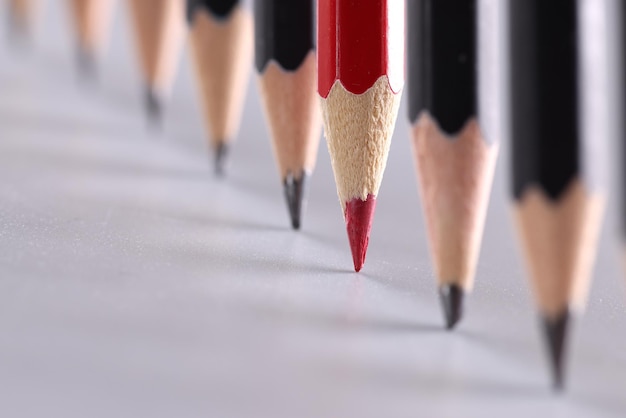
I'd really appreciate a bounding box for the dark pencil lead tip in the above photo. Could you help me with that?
[439,284,464,330]
[542,310,570,391]
[283,172,308,230]
[145,86,162,125]
[77,46,96,79]
[214,142,230,177]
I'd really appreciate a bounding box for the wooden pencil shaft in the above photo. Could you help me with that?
[321,77,401,207]
[254,0,315,73]
[258,54,321,179]
[128,0,185,92]
[407,0,477,134]
[513,181,603,318]
[411,115,497,290]
[188,0,253,145]
[254,0,319,179]
[69,0,115,51]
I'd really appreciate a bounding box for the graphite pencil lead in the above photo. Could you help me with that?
[283,172,308,230]
[144,86,162,124]
[77,47,96,79]
[214,142,230,177]
[542,310,570,391]
[439,284,464,330]
[345,195,377,272]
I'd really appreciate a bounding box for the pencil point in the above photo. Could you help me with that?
[283,172,308,230]
[214,142,230,177]
[439,284,464,330]
[145,86,162,124]
[77,47,96,79]
[344,195,377,272]
[542,310,570,390]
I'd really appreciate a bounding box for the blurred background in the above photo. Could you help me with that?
[1,1,626,417]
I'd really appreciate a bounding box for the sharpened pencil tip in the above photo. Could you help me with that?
[145,87,162,124]
[77,47,96,79]
[214,142,230,177]
[344,195,377,272]
[542,310,570,390]
[439,284,464,330]
[283,172,308,230]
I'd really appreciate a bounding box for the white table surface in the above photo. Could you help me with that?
[1,2,626,417]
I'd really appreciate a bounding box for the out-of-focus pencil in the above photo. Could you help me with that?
[318,0,404,272]
[407,0,498,329]
[617,0,626,271]
[509,0,606,389]
[67,0,116,76]
[254,0,321,230]
[127,0,185,122]
[187,0,253,176]
[8,0,41,39]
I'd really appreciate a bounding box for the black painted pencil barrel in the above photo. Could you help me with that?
[187,0,241,22]
[254,0,315,72]
[407,0,477,134]
[509,0,580,199]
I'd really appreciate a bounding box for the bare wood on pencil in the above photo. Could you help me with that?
[69,0,115,52]
[320,76,401,210]
[10,0,38,31]
[188,6,253,147]
[411,112,498,291]
[513,180,604,319]
[258,52,321,179]
[128,0,185,94]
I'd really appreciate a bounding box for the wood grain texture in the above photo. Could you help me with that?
[411,113,497,291]
[320,76,401,210]
[513,180,604,319]
[68,0,115,53]
[127,0,185,94]
[188,5,253,147]
[257,52,321,180]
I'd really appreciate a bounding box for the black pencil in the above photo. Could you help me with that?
[508,0,606,389]
[254,0,321,230]
[407,0,498,330]
[187,0,253,176]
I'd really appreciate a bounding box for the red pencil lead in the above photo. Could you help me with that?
[344,195,377,272]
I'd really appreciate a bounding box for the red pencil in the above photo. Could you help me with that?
[318,0,404,271]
